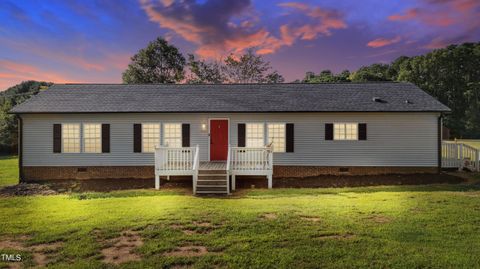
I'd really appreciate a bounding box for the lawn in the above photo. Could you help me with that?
[1,159,480,268]
[0,155,18,187]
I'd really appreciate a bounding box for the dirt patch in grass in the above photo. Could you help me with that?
[101,230,143,265]
[0,183,57,197]
[261,213,278,220]
[366,215,393,224]
[0,236,63,267]
[300,216,321,222]
[164,246,211,257]
[315,233,355,240]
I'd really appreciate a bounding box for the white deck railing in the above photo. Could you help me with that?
[442,141,479,171]
[155,145,199,189]
[229,146,273,189]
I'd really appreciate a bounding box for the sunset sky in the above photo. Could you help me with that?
[1,0,479,90]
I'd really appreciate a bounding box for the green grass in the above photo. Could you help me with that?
[457,139,480,149]
[0,155,18,187]
[1,157,480,268]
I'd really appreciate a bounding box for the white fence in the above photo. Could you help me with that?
[155,145,199,189]
[442,142,479,171]
[229,146,273,189]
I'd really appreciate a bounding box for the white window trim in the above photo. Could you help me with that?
[267,122,286,153]
[163,122,183,148]
[82,123,103,154]
[333,122,359,141]
[142,122,161,153]
[61,123,81,154]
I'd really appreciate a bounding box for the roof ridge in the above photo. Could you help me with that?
[58,81,408,86]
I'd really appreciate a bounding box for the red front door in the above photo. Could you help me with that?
[210,119,228,161]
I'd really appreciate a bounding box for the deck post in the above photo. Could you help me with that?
[155,174,160,190]
[267,174,272,189]
[458,143,464,171]
[232,175,236,191]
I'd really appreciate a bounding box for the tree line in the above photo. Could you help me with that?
[0,39,478,153]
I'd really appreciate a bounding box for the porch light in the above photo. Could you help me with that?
[201,123,207,131]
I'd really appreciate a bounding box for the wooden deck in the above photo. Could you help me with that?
[199,161,227,170]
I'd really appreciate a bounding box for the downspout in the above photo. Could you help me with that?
[437,114,442,174]
[17,115,24,183]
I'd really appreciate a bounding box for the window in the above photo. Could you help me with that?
[334,123,358,140]
[164,123,182,147]
[142,123,160,152]
[83,123,101,153]
[246,123,265,147]
[62,123,80,153]
[267,123,285,152]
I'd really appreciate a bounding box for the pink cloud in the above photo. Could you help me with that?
[140,0,346,58]
[388,8,454,26]
[367,36,401,48]
[0,59,75,90]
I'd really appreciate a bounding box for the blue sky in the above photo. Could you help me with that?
[0,0,479,89]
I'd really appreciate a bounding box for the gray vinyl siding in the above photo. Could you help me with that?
[21,112,439,167]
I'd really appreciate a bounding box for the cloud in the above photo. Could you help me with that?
[367,36,401,48]
[388,8,454,26]
[0,59,74,90]
[140,0,346,58]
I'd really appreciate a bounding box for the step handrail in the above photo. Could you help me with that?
[192,145,200,194]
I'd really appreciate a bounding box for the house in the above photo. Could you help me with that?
[10,82,450,194]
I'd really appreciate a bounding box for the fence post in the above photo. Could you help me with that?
[475,149,480,172]
[458,143,464,171]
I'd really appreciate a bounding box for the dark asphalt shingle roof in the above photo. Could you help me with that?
[10,83,450,113]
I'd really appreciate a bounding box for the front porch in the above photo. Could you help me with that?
[154,145,273,195]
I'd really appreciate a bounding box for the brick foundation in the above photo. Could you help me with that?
[22,165,438,181]
[273,165,438,178]
[23,166,154,181]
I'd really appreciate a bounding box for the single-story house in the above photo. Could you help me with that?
[10,82,450,194]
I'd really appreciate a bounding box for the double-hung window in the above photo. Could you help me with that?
[246,123,265,147]
[164,123,182,148]
[142,123,160,153]
[267,123,286,152]
[83,123,102,153]
[334,123,358,140]
[62,123,81,153]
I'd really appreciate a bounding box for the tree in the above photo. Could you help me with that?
[397,43,480,138]
[0,81,52,153]
[350,63,392,82]
[122,37,186,84]
[223,49,284,83]
[186,54,225,84]
[303,69,351,83]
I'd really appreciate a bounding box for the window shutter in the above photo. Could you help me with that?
[133,124,142,153]
[359,123,367,140]
[238,123,246,147]
[325,123,333,140]
[182,124,190,147]
[286,123,294,152]
[53,124,61,153]
[102,124,110,153]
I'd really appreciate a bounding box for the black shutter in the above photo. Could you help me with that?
[359,123,367,140]
[182,124,190,147]
[53,124,61,153]
[133,124,142,153]
[286,123,294,152]
[238,123,246,147]
[325,123,333,140]
[102,124,110,153]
